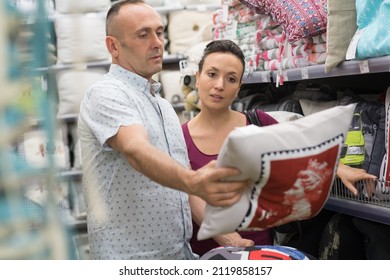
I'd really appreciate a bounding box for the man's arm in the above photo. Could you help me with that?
[107,124,251,207]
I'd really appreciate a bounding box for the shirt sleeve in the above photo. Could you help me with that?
[79,80,143,149]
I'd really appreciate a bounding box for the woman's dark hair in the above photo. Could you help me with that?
[198,40,246,80]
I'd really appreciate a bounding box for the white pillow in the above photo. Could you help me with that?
[377,86,390,200]
[17,125,70,170]
[266,111,304,123]
[56,68,106,115]
[198,104,356,240]
[54,0,110,13]
[159,70,184,104]
[299,99,339,116]
[55,15,110,64]
[168,10,213,54]
[182,41,211,75]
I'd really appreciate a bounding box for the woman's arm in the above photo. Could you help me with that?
[337,163,377,195]
[189,195,254,247]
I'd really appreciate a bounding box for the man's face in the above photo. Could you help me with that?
[111,4,165,80]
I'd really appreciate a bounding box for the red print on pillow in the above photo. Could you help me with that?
[244,143,339,229]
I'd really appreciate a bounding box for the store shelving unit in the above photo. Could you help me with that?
[244,55,390,84]
[243,54,390,226]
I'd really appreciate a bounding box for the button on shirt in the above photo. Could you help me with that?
[78,64,196,260]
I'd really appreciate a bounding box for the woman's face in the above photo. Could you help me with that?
[196,52,243,111]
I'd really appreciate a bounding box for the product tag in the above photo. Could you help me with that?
[225,20,238,40]
[222,3,228,23]
[283,71,288,82]
[261,72,269,83]
[346,28,364,60]
[359,60,370,74]
[301,68,309,79]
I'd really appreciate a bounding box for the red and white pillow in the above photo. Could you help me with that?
[198,104,356,240]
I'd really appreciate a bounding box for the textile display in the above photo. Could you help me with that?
[338,90,386,181]
[240,0,328,43]
[325,0,357,73]
[56,68,106,115]
[54,15,110,64]
[24,179,69,207]
[168,10,214,54]
[159,70,184,104]
[299,99,339,116]
[54,0,111,13]
[353,0,390,59]
[198,104,356,241]
[212,0,328,78]
[377,87,390,200]
[17,125,70,170]
[266,111,304,123]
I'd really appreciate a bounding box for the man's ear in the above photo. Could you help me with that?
[106,36,119,57]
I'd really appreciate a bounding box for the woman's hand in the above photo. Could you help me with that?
[337,163,377,196]
[213,232,255,247]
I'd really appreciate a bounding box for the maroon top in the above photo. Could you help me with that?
[182,110,278,256]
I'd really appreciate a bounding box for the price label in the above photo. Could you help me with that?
[283,71,289,82]
[222,3,228,23]
[359,60,370,74]
[301,68,309,79]
[261,72,269,83]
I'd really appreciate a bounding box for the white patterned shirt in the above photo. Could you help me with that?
[78,64,196,260]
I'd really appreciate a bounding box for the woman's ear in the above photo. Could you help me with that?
[236,82,242,97]
[195,71,200,88]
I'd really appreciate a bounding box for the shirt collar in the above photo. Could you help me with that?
[109,64,161,96]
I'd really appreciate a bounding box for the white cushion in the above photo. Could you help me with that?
[18,125,70,170]
[54,0,110,13]
[168,10,213,54]
[266,111,304,123]
[325,0,357,73]
[198,104,356,240]
[159,70,184,104]
[56,68,106,115]
[55,15,110,64]
[299,99,339,116]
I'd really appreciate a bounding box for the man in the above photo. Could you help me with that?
[77,0,250,260]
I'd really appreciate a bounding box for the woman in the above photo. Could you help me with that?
[181,39,377,258]
[181,40,278,256]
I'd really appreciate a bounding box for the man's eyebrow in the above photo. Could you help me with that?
[135,25,165,33]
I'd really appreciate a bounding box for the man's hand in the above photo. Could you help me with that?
[188,160,251,207]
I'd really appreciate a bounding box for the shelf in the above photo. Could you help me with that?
[45,3,221,19]
[243,71,272,84]
[172,102,185,111]
[163,53,187,64]
[59,169,83,179]
[279,55,390,82]
[34,54,186,73]
[325,196,390,226]
[244,55,390,84]
[324,178,390,226]
[155,3,220,14]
